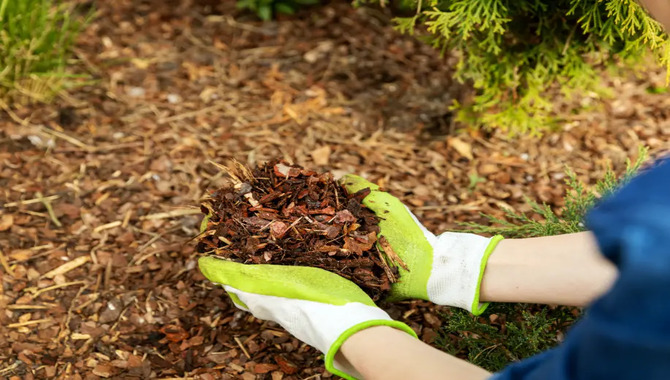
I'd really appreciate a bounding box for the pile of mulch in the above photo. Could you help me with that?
[197,161,406,301]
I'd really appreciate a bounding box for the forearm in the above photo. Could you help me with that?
[338,326,490,380]
[480,231,617,306]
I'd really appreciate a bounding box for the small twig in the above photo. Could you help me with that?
[42,256,90,279]
[3,194,60,208]
[139,209,201,220]
[234,336,251,359]
[40,126,94,152]
[334,182,340,209]
[136,227,176,253]
[35,191,62,227]
[7,318,52,328]
[18,210,48,218]
[0,101,30,126]
[122,209,133,228]
[379,236,409,271]
[6,304,51,310]
[472,344,502,362]
[104,259,112,290]
[216,235,232,245]
[8,244,60,264]
[0,248,14,276]
[73,293,100,312]
[0,361,22,376]
[25,281,87,298]
[93,221,122,233]
[375,245,397,283]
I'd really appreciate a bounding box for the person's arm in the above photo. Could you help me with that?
[342,175,618,314]
[334,232,618,380]
[480,231,617,306]
[338,326,490,380]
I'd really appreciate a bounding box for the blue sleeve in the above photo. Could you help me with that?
[492,159,670,380]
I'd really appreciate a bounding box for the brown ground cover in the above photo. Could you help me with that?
[1,1,669,379]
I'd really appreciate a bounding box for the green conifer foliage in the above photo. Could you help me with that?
[362,0,670,135]
[237,0,320,20]
[461,146,648,238]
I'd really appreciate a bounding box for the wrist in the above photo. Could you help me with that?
[338,325,415,379]
[471,234,504,314]
[328,320,417,380]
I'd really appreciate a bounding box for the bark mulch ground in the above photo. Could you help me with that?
[1,1,670,379]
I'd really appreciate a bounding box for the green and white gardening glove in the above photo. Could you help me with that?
[342,175,504,315]
[198,256,417,380]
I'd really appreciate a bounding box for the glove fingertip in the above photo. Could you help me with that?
[340,174,380,192]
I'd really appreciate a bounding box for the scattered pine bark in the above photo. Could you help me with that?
[3,1,668,379]
[196,161,405,301]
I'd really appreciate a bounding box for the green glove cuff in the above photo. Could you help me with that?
[470,234,505,315]
[325,320,419,380]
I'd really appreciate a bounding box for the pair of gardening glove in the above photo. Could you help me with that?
[198,175,503,379]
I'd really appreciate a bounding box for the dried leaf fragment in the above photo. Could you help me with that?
[448,137,473,160]
[0,214,14,231]
[159,325,189,343]
[274,355,298,375]
[334,210,356,223]
[310,145,332,165]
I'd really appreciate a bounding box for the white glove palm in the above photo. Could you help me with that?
[199,257,417,380]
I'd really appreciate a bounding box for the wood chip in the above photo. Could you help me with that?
[42,256,90,279]
[448,137,474,160]
[0,214,13,231]
[0,248,14,276]
[378,236,409,271]
[310,145,331,166]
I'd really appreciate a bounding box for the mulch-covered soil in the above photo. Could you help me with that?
[1,0,669,379]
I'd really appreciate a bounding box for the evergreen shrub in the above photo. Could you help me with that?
[362,1,669,135]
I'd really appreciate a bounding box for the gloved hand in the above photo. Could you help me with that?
[341,175,504,315]
[198,257,417,380]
